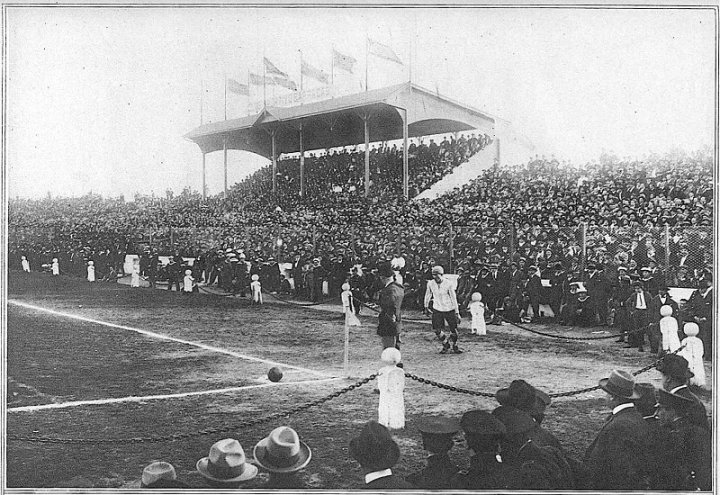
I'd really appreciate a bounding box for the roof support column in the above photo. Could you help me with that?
[202,152,206,201]
[401,107,409,200]
[271,130,277,194]
[299,123,305,198]
[363,114,370,198]
[223,136,228,200]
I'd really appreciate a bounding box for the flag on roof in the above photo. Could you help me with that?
[227,78,249,96]
[333,48,357,74]
[301,58,329,84]
[249,73,275,85]
[264,57,288,78]
[368,38,403,65]
[274,76,298,91]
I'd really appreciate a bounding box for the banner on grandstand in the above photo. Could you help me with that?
[333,48,357,74]
[368,38,403,65]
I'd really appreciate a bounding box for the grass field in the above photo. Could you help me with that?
[5,272,714,489]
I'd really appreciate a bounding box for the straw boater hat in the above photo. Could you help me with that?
[196,438,258,484]
[254,426,311,473]
[598,370,641,399]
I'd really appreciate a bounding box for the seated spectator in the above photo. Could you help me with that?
[196,438,258,488]
[405,416,460,489]
[495,379,552,425]
[656,354,709,430]
[253,426,312,489]
[349,420,414,489]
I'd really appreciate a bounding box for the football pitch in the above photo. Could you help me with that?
[5,272,713,488]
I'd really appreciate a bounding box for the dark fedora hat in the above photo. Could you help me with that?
[656,354,694,380]
[349,421,400,471]
[495,380,551,416]
[491,406,536,435]
[460,410,506,437]
[598,370,641,399]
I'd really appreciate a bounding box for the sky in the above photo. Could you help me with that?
[5,6,716,199]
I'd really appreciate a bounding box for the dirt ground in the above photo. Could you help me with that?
[5,272,714,489]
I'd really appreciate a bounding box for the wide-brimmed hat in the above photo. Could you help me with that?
[496,380,551,415]
[633,382,658,417]
[598,370,640,399]
[491,405,536,434]
[349,421,400,471]
[141,461,178,488]
[254,426,311,473]
[656,354,694,380]
[196,438,258,483]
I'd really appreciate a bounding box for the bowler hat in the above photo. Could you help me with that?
[349,421,400,471]
[417,416,460,435]
[656,354,694,380]
[254,426,312,473]
[598,370,641,399]
[460,410,507,436]
[197,438,258,483]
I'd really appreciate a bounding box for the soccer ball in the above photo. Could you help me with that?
[267,367,283,382]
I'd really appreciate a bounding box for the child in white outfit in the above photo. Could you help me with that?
[51,258,60,276]
[130,260,141,287]
[680,322,705,388]
[659,305,680,354]
[251,274,263,305]
[21,256,30,272]
[469,292,486,335]
[341,282,361,326]
[87,261,95,282]
[183,269,195,295]
[377,347,405,430]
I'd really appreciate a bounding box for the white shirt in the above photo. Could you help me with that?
[424,277,459,312]
[670,385,687,394]
[635,292,647,309]
[365,469,393,484]
[612,402,635,415]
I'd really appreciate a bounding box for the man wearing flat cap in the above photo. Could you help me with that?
[377,261,404,350]
[406,416,460,489]
[349,420,414,489]
[653,389,712,490]
[424,265,462,354]
[583,369,655,490]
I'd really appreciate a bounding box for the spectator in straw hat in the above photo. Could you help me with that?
[405,416,460,489]
[377,261,404,350]
[656,354,708,430]
[349,420,414,489]
[196,438,258,488]
[137,461,189,489]
[653,389,712,490]
[583,369,654,490]
[451,410,514,490]
[254,426,312,489]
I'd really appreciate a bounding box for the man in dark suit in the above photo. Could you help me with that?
[349,421,414,489]
[685,272,713,360]
[624,282,653,352]
[583,369,654,490]
[585,263,611,326]
[656,354,709,431]
[377,261,404,350]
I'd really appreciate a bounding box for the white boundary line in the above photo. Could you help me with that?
[8,299,332,378]
[7,377,344,413]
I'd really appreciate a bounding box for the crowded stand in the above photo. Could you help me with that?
[9,147,713,353]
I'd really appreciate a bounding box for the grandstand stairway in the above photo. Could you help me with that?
[414,145,497,200]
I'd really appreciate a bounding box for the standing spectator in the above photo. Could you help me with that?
[525,265,543,321]
[624,282,652,352]
[583,369,654,490]
[166,255,182,291]
[424,265,462,354]
[377,261,404,350]
[585,263,610,326]
[685,271,712,360]
[349,420,414,489]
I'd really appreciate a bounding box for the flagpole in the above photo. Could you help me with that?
[247,69,251,116]
[224,72,227,120]
[299,49,304,103]
[262,53,267,108]
[199,79,203,125]
[365,35,369,92]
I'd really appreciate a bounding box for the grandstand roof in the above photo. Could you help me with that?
[184,82,495,157]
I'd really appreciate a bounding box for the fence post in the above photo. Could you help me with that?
[664,224,670,271]
[580,222,587,273]
[448,222,454,273]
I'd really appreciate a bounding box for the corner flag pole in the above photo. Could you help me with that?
[343,312,350,377]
